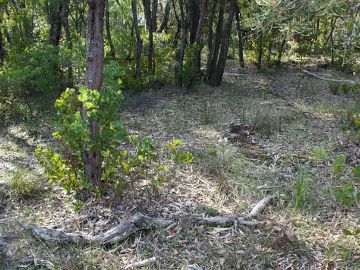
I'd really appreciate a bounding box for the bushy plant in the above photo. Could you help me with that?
[36,62,193,198]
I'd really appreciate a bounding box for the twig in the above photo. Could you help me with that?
[246,195,276,219]
[124,257,157,269]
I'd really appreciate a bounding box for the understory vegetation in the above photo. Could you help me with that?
[0,0,359,269]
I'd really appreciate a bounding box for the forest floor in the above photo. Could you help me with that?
[0,62,359,269]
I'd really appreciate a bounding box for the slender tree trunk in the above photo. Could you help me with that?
[171,0,181,46]
[257,32,263,70]
[157,0,171,33]
[234,1,244,67]
[267,29,274,64]
[131,0,142,78]
[192,0,208,74]
[82,0,106,189]
[0,16,5,65]
[142,0,157,75]
[206,1,224,80]
[48,0,62,48]
[61,0,73,86]
[209,1,235,86]
[277,36,286,66]
[105,0,116,60]
[175,0,187,87]
[205,0,217,80]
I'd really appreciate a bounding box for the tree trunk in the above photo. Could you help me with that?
[142,0,157,75]
[48,0,62,48]
[234,1,244,67]
[257,32,263,70]
[61,0,74,86]
[192,0,208,74]
[82,0,106,189]
[277,36,286,66]
[157,0,171,33]
[0,16,5,65]
[205,0,217,80]
[131,0,142,78]
[206,1,224,81]
[105,0,116,60]
[175,0,187,87]
[208,1,235,86]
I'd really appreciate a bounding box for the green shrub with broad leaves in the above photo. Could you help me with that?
[331,154,360,207]
[36,61,194,198]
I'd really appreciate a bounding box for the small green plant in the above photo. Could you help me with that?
[332,154,346,174]
[294,170,308,209]
[329,82,340,95]
[312,145,329,161]
[166,139,195,163]
[8,170,38,198]
[334,165,360,206]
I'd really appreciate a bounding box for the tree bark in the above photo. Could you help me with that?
[105,0,116,60]
[205,0,217,80]
[131,0,142,78]
[142,0,157,75]
[206,1,225,81]
[48,0,62,48]
[192,0,208,74]
[175,0,187,87]
[277,36,286,66]
[61,0,74,86]
[257,32,263,70]
[157,0,171,33]
[234,1,244,67]
[208,1,235,86]
[82,0,106,189]
[0,16,5,65]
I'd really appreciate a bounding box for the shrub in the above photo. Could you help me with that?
[36,62,193,198]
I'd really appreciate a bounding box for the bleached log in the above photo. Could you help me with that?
[300,68,357,85]
[246,195,276,219]
[124,257,157,269]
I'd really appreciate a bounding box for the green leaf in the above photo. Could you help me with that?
[332,154,346,174]
[352,165,360,178]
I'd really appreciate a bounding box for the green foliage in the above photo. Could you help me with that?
[332,161,360,207]
[166,139,195,164]
[36,63,193,197]
[294,170,308,209]
[8,170,39,198]
[332,154,347,174]
[312,145,329,161]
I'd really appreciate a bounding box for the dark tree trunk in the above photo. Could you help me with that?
[157,0,171,33]
[277,36,286,66]
[131,0,142,78]
[192,0,208,74]
[267,29,274,64]
[171,0,181,46]
[206,1,224,81]
[208,1,235,86]
[142,0,157,75]
[82,0,106,189]
[0,16,5,65]
[205,0,217,80]
[188,0,200,44]
[61,0,74,86]
[257,32,263,70]
[105,0,116,60]
[234,1,244,67]
[175,0,187,87]
[48,0,62,48]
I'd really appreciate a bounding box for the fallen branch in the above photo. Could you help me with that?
[246,195,276,219]
[22,195,276,245]
[125,257,157,269]
[256,184,285,190]
[299,68,357,85]
[17,256,55,270]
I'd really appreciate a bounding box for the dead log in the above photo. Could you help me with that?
[125,256,157,269]
[299,68,357,85]
[93,213,173,244]
[246,195,276,219]
[22,196,275,245]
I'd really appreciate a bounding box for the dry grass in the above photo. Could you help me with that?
[0,64,359,269]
